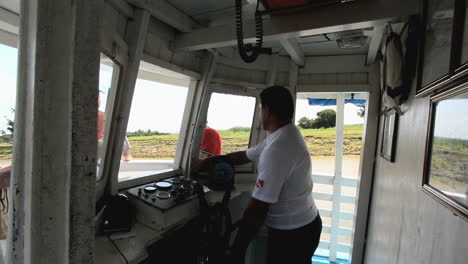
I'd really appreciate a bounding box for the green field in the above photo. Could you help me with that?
[429,137,468,194]
[0,142,12,161]
[0,125,364,161]
[126,125,363,159]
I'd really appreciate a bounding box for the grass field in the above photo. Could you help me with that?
[0,142,12,161]
[0,125,364,161]
[126,125,363,159]
[429,136,468,194]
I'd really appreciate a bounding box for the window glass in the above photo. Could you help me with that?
[421,0,455,86]
[296,92,366,262]
[118,67,189,181]
[428,93,468,207]
[97,53,119,180]
[295,97,337,176]
[0,43,17,259]
[203,93,256,159]
[462,1,468,64]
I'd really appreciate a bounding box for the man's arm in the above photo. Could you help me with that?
[226,151,251,165]
[231,197,269,260]
[193,151,251,173]
[199,151,210,160]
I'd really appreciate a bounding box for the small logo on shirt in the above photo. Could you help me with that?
[256,179,264,188]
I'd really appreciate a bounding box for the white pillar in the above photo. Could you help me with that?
[186,51,218,175]
[330,93,345,261]
[288,59,299,122]
[8,0,102,263]
[105,9,150,195]
[252,54,280,145]
[69,1,103,263]
[351,65,380,264]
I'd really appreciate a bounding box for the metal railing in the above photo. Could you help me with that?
[312,173,358,263]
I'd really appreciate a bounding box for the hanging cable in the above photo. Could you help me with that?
[235,0,271,63]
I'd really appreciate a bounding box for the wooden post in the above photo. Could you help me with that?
[351,64,381,264]
[288,59,299,122]
[69,1,102,262]
[330,92,345,261]
[251,54,280,147]
[184,51,218,176]
[8,0,102,263]
[104,9,150,195]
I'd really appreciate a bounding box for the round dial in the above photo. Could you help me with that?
[155,181,172,189]
[144,186,157,193]
[156,191,171,199]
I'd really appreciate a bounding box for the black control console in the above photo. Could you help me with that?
[126,176,198,210]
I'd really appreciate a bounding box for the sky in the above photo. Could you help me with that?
[113,80,365,133]
[126,79,189,133]
[295,98,364,126]
[207,93,256,130]
[433,98,468,140]
[0,44,17,133]
[1,43,364,134]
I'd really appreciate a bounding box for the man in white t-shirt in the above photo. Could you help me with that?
[195,86,322,264]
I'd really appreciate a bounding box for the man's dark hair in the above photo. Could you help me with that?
[260,86,294,122]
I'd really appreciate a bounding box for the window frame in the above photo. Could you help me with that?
[208,86,260,173]
[116,60,197,188]
[95,50,125,200]
[96,52,122,182]
[422,81,468,221]
[416,0,468,97]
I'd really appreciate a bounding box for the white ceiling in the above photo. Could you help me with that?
[166,0,237,17]
[266,29,372,56]
[0,0,19,14]
[0,0,382,59]
[0,0,19,47]
[164,0,378,57]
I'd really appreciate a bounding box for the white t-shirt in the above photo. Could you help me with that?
[246,123,318,230]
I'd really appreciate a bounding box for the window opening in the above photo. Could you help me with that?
[296,95,337,176]
[118,63,190,181]
[0,43,18,261]
[204,93,256,159]
[296,92,367,263]
[97,53,120,181]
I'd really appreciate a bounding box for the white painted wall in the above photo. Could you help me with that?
[144,17,203,75]
[364,83,468,264]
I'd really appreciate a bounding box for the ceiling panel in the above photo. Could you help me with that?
[167,0,236,16]
[298,40,369,56]
[298,35,329,44]
[0,0,19,14]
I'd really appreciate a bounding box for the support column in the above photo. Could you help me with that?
[288,59,299,121]
[251,54,279,145]
[105,9,150,195]
[7,0,37,261]
[330,93,345,261]
[265,54,279,86]
[69,1,102,263]
[351,64,381,264]
[8,0,102,263]
[184,51,218,176]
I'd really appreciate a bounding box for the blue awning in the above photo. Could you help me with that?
[307,98,366,106]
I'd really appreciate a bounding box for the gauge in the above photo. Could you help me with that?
[155,181,172,189]
[144,186,157,193]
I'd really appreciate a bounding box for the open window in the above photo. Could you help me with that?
[204,92,256,170]
[117,61,193,182]
[0,43,17,260]
[97,53,120,181]
[295,92,367,263]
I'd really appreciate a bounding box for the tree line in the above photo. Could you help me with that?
[297,109,336,129]
[126,129,170,137]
